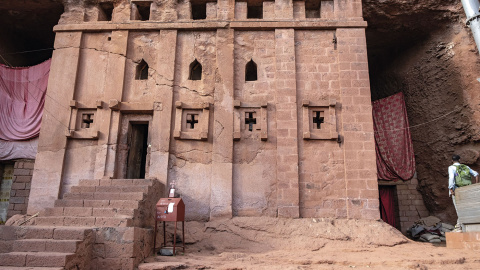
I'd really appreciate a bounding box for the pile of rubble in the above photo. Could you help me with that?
[407,216,455,243]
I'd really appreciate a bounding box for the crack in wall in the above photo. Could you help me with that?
[58,42,216,99]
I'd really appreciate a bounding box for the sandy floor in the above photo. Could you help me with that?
[138,217,480,270]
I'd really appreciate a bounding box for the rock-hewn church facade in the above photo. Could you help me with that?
[29,0,379,221]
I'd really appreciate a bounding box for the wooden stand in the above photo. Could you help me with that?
[153,219,185,256]
[153,197,185,256]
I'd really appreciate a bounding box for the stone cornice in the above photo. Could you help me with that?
[53,20,367,32]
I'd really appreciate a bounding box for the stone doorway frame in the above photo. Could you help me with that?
[115,114,153,179]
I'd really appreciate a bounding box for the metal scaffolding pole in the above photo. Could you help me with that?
[461,0,480,54]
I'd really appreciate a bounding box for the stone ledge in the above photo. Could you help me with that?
[53,20,367,32]
[446,231,480,250]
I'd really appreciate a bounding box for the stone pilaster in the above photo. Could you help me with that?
[28,32,82,214]
[275,29,299,218]
[275,0,294,19]
[96,30,129,179]
[148,30,177,188]
[210,28,235,219]
[217,0,235,20]
[337,28,379,220]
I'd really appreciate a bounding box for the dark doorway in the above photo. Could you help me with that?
[379,185,401,229]
[126,123,149,179]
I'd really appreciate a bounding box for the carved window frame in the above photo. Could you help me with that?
[66,100,102,139]
[173,101,210,140]
[302,99,339,141]
[233,100,268,141]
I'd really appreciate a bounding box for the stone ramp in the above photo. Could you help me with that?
[0,178,162,270]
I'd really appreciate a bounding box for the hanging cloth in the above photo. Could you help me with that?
[372,92,416,181]
[379,185,396,227]
[0,59,51,141]
[0,138,38,160]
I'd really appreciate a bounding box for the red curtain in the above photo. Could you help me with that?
[372,92,415,181]
[379,185,396,227]
[0,59,51,141]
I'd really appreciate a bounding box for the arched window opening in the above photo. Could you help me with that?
[189,59,202,80]
[245,59,257,81]
[136,59,149,80]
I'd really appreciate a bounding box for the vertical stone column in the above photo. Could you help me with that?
[335,0,363,20]
[337,28,379,220]
[96,30,129,179]
[217,0,235,20]
[27,32,82,214]
[350,0,364,18]
[148,30,177,188]
[275,0,294,19]
[210,28,235,219]
[275,29,300,218]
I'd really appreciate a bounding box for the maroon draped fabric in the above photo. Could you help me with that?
[0,59,51,141]
[379,185,396,227]
[372,92,415,181]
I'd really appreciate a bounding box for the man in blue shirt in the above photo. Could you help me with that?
[448,154,479,232]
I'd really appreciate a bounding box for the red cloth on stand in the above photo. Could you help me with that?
[372,92,416,181]
[379,185,396,227]
[0,59,51,141]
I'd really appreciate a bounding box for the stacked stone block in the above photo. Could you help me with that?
[7,160,34,219]
[337,28,379,220]
[446,231,480,250]
[0,178,161,269]
[275,28,300,218]
[380,176,429,233]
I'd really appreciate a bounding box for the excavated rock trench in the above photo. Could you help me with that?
[364,0,480,224]
[1,0,479,227]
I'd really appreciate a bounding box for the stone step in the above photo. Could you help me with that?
[45,207,136,217]
[54,199,141,209]
[12,239,80,253]
[79,179,153,187]
[0,252,75,267]
[0,226,91,241]
[35,216,134,227]
[71,185,150,193]
[62,192,145,201]
[0,267,63,270]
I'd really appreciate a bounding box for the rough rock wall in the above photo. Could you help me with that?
[364,0,480,223]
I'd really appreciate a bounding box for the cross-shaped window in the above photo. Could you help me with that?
[82,113,94,128]
[186,114,198,129]
[312,111,324,129]
[245,112,257,131]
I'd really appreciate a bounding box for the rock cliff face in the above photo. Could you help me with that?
[364,0,480,223]
[1,0,480,223]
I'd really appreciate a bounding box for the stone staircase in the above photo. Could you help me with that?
[0,178,163,270]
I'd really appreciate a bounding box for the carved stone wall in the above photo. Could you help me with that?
[28,0,378,221]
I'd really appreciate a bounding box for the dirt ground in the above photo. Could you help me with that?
[138,217,480,270]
